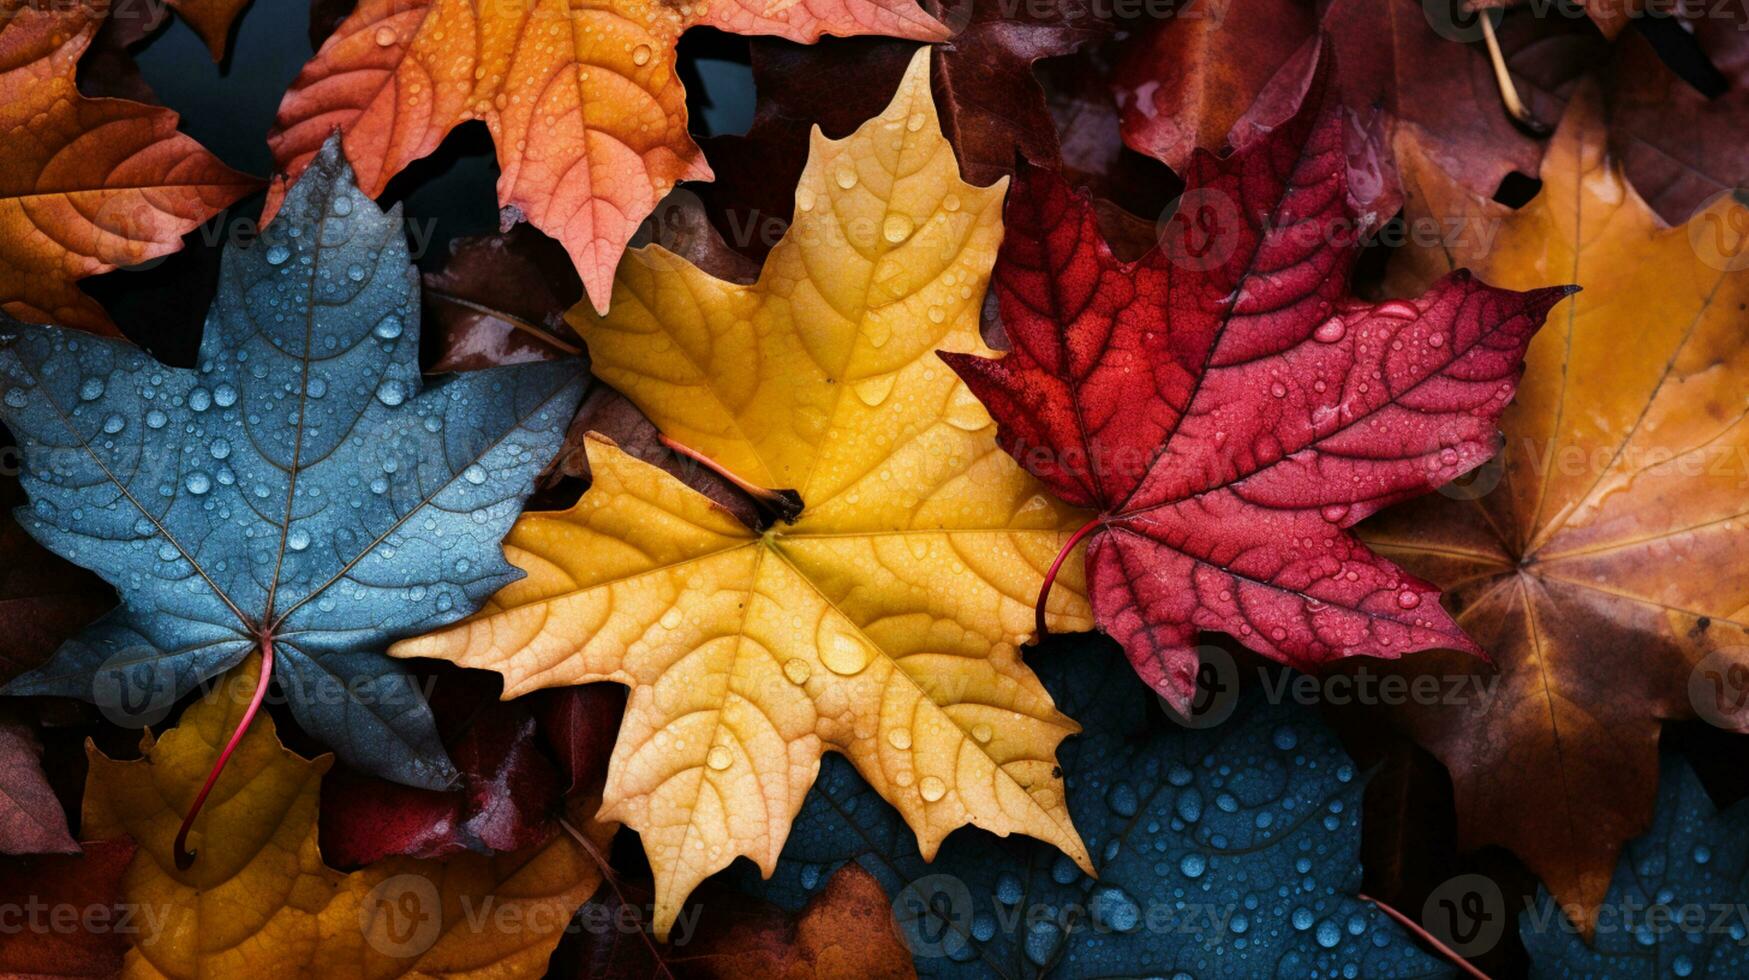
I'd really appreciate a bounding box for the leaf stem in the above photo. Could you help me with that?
[655,433,801,523]
[1479,15,1550,137]
[173,635,274,870]
[1035,516,1103,644]
[1356,892,1492,980]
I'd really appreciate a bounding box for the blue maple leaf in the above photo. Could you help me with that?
[730,637,1449,978]
[1521,756,1749,978]
[0,138,585,789]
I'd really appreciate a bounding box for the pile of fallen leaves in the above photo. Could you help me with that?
[1,0,1746,977]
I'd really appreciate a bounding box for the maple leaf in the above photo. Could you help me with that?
[941,66,1573,712]
[734,637,1446,978]
[267,0,949,313]
[81,653,613,979]
[0,711,77,854]
[0,0,258,334]
[0,138,587,793]
[697,0,1110,261]
[1521,756,1749,974]
[0,838,136,977]
[391,51,1098,938]
[1359,85,1749,935]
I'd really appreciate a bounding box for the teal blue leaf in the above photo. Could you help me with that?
[732,637,1448,978]
[0,137,586,790]
[1522,757,1749,978]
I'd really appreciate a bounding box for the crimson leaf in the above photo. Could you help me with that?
[941,69,1572,709]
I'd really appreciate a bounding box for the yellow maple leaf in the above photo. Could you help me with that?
[391,49,1096,937]
[82,654,612,979]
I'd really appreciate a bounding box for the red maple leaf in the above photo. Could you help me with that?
[941,69,1573,711]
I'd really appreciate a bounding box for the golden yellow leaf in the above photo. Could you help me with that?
[1365,83,1749,933]
[391,49,1096,938]
[82,654,612,979]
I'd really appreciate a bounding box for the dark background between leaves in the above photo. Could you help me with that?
[5,1,1748,977]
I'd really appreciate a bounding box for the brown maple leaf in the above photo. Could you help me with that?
[1362,84,1749,935]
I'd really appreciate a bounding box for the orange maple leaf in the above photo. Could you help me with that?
[0,0,259,334]
[268,0,948,313]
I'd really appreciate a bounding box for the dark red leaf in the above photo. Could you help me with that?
[941,61,1573,710]
[0,838,135,977]
[318,670,563,865]
[533,684,626,795]
[0,713,77,854]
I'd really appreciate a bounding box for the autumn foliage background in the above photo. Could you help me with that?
[1,0,1747,978]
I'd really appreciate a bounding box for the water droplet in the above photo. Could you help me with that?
[821,631,870,676]
[971,723,992,744]
[887,728,912,750]
[374,315,404,340]
[374,25,397,45]
[1313,317,1346,343]
[706,745,732,770]
[854,374,894,407]
[265,244,292,266]
[942,194,960,212]
[184,472,211,495]
[882,214,914,244]
[376,380,407,406]
[783,658,811,684]
[79,378,105,401]
[919,775,946,802]
[3,388,27,408]
[1270,381,1287,398]
[1320,503,1349,523]
[943,386,989,432]
[145,410,167,429]
[213,384,237,407]
[1180,853,1207,878]
[346,263,366,282]
[462,463,488,485]
[795,188,815,212]
[835,168,858,189]
[1427,331,1446,348]
[288,528,311,551]
[331,196,353,217]
[102,414,125,434]
[1396,590,1421,609]
[1089,886,1141,933]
